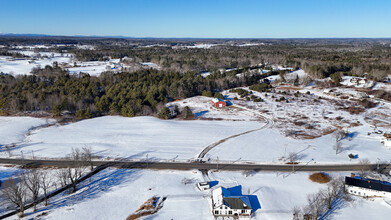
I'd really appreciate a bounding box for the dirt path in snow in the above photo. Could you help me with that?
[197,104,274,160]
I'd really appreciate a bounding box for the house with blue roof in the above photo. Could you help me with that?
[212,185,259,219]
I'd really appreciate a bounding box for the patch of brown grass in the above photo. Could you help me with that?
[309,172,331,184]
[278,86,302,91]
[341,106,365,115]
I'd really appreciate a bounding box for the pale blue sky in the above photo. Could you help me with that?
[0,0,390,38]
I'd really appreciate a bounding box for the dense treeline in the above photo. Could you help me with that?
[66,41,391,80]
[2,37,390,81]
[0,66,262,118]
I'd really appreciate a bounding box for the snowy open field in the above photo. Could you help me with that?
[0,116,261,160]
[13,169,210,220]
[67,59,121,76]
[206,123,391,164]
[0,117,52,146]
[0,46,122,76]
[0,55,71,75]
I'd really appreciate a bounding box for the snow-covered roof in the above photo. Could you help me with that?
[212,98,225,103]
[212,187,224,208]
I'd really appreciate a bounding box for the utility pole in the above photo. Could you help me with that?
[146,154,149,168]
[284,144,287,161]
[21,150,24,166]
[377,158,380,170]
[292,163,295,173]
[217,156,219,171]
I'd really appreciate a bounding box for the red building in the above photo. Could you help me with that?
[212,98,227,108]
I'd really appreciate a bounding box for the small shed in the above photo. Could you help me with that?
[197,182,210,191]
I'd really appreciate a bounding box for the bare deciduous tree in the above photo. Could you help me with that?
[288,152,298,163]
[321,177,344,209]
[292,206,301,220]
[333,141,343,155]
[333,129,347,142]
[1,175,27,217]
[67,148,86,193]
[81,145,93,171]
[40,170,52,206]
[4,143,15,157]
[359,158,372,177]
[298,177,345,219]
[23,169,41,211]
[302,192,324,220]
[56,169,68,188]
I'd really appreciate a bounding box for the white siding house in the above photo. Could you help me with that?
[212,186,252,218]
[345,175,391,198]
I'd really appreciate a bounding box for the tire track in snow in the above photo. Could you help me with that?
[197,104,274,160]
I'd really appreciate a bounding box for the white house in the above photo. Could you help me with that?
[345,174,391,198]
[212,186,252,218]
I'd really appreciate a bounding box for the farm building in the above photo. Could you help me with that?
[212,186,257,219]
[345,174,391,198]
[212,98,227,108]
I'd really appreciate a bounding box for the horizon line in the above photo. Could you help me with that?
[1,33,391,40]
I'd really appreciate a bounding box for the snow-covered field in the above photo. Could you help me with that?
[0,117,52,146]
[0,116,261,160]
[0,55,71,75]
[67,59,121,76]
[206,124,391,164]
[0,47,122,76]
[266,69,307,83]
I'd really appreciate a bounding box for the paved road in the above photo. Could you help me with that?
[1,158,390,173]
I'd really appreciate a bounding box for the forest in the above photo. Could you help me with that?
[0,65,264,118]
[0,37,390,118]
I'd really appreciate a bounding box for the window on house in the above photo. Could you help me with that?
[228,211,232,215]
[242,209,245,213]
[214,210,219,215]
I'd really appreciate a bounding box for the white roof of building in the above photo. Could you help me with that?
[212,187,224,208]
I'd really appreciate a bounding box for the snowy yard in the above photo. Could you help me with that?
[8,168,390,220]
[16,169,210,220]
